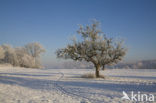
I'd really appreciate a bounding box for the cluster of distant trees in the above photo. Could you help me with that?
[113,60,156,69]
[0,42,45,68]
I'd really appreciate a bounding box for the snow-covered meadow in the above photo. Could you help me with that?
[0,67,156,103]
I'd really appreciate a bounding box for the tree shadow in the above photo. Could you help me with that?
[57,80,156,92]
[0,73,52,77]
[110,75,156,80]
[0,73,155,93]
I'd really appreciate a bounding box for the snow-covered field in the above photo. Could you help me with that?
[0,67,156,103]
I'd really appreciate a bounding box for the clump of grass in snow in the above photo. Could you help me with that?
[81,73,105,79]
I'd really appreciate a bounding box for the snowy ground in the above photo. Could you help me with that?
[0,67,156,103]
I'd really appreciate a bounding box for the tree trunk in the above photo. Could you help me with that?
[95,64,100,78]
[102,65,105,70]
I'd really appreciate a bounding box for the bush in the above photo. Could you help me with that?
[81,73,105,79]
[81,73,96,78]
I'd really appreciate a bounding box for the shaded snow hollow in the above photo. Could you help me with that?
[0,67,156,103]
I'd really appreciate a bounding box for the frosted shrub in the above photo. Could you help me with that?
[0,42,45,68]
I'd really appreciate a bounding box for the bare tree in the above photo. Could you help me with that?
[24,42,45,68]
[56,21,127,78]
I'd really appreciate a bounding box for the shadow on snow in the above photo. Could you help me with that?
[0,73,156,93]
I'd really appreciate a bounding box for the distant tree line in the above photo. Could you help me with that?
[0,42,45,68]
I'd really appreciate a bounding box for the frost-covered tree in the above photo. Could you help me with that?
[56,21,127,78]
[15,47,35,68]
[0,46,5,60]
[0,42,45,68]
[24,42,45,68]
[1,44,19,66]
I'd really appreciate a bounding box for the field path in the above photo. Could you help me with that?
[52,72,103,103]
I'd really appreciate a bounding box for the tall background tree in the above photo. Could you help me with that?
[56,21,127,78]
[24,42,45,68]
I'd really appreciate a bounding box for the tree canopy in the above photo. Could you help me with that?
[56,21,127,77]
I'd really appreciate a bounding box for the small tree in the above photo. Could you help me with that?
[0,46,5,60]
[1,44,19,66]
[56,21,127,78]
[15,47,36,68]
